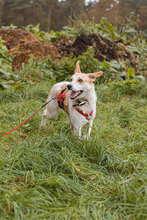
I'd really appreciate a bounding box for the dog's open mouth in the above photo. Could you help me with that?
[70,90,83,99]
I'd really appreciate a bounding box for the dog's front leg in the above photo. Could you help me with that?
[88,120,93,137]
[84,120,93,139]
[73,126,81,137]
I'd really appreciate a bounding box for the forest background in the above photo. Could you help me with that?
[0,0,147,33]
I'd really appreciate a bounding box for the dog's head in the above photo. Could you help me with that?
[67,61,103,100]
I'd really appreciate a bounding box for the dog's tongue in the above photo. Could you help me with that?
[70,91,80,99]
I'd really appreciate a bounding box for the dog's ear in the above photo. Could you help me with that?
[74,60,81,74]
[88,71,103,81]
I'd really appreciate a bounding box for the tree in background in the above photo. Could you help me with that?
[0,0,4,26]
[0,0,85,31]
[0,0,147,31]
[40,0,59,31]
[139,0,147,30]
[53,0,85,28]
[119,0,147,30]
[86,0,147,31]
[1,0,40,27]
[86,0,119,26]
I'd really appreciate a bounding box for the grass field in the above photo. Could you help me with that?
[0,80,147,219]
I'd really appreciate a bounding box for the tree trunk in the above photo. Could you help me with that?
[47,5,53,32]
[69,2,73,26]
[0,2,4,26]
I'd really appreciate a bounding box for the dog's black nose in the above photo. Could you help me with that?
[67,84,72,90]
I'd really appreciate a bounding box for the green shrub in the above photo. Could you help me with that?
[108,67,145,95]
[0,38,21,89]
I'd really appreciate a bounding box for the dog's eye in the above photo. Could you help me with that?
[70,78,73,82]
[78,78,83,83]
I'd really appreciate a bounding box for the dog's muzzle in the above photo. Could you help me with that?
[67,84,83,99]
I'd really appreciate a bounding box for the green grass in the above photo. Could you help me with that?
[0,81,147,219]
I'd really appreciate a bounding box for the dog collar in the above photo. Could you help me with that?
[76,108,93,120]
[72,100,87,107]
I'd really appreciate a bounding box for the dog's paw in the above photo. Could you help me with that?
[83,134,89,140]
[40,125,45,129]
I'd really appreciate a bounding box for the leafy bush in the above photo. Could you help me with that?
[0,38,12,72]
[59,18,119,41]
[2,23,18,29]
[19,48,122,83]
[119,13,140,42]
[18,46,146,92]
[24,24,69,42]
[22,18,121,43]
[0,38,20,89]
[108,67,145,95]
[23,23,49,41]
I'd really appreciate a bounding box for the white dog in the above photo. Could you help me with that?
[41,61,103,138]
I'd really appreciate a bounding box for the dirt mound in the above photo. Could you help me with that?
[0,28,59,70]
[0,28,137,70]
[12,40,58,69]
[54,37,73,59]
[57,33,137,67]
[0,28,37,49]
[72,33,118,60]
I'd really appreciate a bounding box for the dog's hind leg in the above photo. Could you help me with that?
[41,109,47,128]
[41,99,59,128]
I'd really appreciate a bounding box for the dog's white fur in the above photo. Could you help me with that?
[41,61,103,138]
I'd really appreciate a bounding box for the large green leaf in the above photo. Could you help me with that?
[127,67,135,79]
[110,61,121,69]
[127,46,141,54]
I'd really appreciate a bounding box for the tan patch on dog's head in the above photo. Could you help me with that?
[73,61,103,83]
[88,71,103,82]
[71,71,103,84]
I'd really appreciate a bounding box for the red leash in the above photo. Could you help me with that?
[0,97,55,138]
